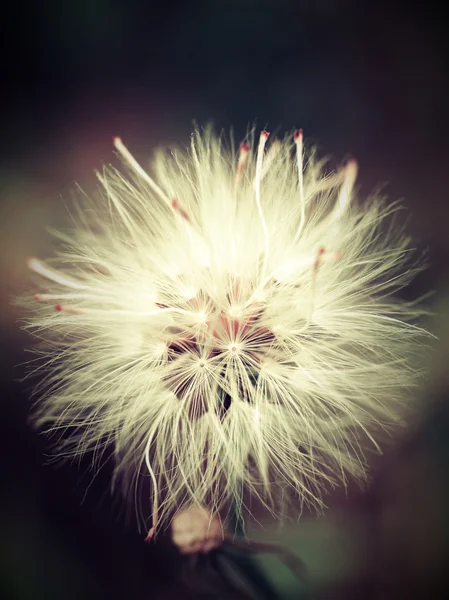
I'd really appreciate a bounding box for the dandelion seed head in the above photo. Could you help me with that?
[22,126,429,534]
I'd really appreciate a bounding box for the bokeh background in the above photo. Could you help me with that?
[2,1,449,598]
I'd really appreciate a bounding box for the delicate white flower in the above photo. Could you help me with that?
[23,127,428,536]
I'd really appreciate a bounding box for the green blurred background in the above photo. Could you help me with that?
[1,1,449,598]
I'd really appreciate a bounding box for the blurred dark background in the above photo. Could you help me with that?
[1,1,449,598]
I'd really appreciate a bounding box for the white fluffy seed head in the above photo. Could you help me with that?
[22,126,429,535]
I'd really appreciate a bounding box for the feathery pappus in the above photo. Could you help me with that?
[23,127,428,538]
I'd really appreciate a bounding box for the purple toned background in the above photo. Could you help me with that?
[1,1,449,598]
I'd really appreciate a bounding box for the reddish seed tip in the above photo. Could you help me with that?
[145,527,155,542]
[171,197,191,221]
[293,129,303,142]
[318,246,326,256]
[55,304,62,312]
[240,142,250,152]
[112,136,122,146]
[261,130,270,139]
[33,294,39,301]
